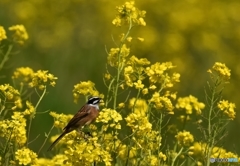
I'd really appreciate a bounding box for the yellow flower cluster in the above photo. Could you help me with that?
[217,100,236,120]
[189,142,239,161]
[129,98,148,115]
[23,101,35,115]
[64,137,112,166]
[125,98,152,134]
[188,142,204,157]
[128,55,150,69]
[15,147,38,165]
[146,62,180,88]
[49,154,68,166]
[207,62,231,81]
[176,95,205,115]
[72,81,104,103]
[123,55,150,88]
[125,113,152,133]
[49,111,73,129]
[12,67,34,85]
[0,26,7,41]
[12,67,57,90]
[112,1,146,27]
[211,147,239,160]
[175,130,194,146]
[36,155,67,166]
[107,44,130,67]
[29,70,57,90]
[118,145,136,160]
[0,84,20,101]
[0,84,22,110]
[96,108,122,130]
[0,112,27,145]
[8,24,28,45]
[150,92,174,114]
[118,131,163,164]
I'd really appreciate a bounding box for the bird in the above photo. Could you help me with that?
[47,96,102,151]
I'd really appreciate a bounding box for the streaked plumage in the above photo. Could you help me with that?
[47,96,101,151]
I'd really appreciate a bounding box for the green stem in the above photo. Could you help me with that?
[0,45,13,72]
[38,124,55,154]
[171,147,183,166]
[113,17,133,110]
[27,87,47,146]
[206,79,220,166]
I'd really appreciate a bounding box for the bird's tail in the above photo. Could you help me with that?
[47,131,67,151]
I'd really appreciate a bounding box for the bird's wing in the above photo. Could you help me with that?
[63,105,91,131]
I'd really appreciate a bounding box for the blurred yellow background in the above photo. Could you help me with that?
[1,0,239,156]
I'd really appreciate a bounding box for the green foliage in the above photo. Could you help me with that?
[0,1,239,166]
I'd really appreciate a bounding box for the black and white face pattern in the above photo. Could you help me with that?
[87,96,101,109]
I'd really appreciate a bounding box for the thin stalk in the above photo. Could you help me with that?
[113,17,133,110]
[27,87,47,146]
[206,79,220,166]
[171,147,183,166]
[38,124,55,154]
[0,45,13,72]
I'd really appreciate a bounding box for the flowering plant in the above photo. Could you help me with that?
[0,2,238,166]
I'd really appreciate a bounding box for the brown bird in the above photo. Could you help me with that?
[47,96,101,151]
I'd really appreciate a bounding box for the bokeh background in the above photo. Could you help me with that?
[1,0,239,157]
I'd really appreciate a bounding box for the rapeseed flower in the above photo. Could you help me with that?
[9,24,28,44]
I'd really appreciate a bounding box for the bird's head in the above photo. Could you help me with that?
[87,96,102,107]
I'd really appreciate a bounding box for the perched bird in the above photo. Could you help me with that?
[47,96,101,151]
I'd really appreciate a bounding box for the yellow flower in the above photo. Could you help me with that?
[188,142,204,157]
[113,1,146,27]
[133,80,144,89]
[208,62,231,81]
[50,154,69,165]
[29,70,57,90]
[142,88,148,95]
[64,137,112,165]
[13,98,23,110]
[12,67,35,90]
[127,36,132,42]
[15,148,38,165]
[0,84,22,110]
[175,130,194,146]
[112,16,122,27]
[107,44,129,67]
[129,98,148,115]
[23,101,35,115]
[49,111,73,129]
[0,112,27,145]
[159,152,167,161]
[118,145,137,163]
[150,92,174,113]
[177,115,191,123]
[217,100,236,120]
[149,85,157,90]
[145,62,180,89]
[176,95,205,115]
[124,66,135,87]
[72,80,104,103]
[104,73,111,80]
[128,55,150,67]
[148,155,158,165]
[125,112,152,133]
[137,37,144,42]
[96,108,122,130]
[118,102,125,108]
[0,26,7,41]
[9,24,28,44]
